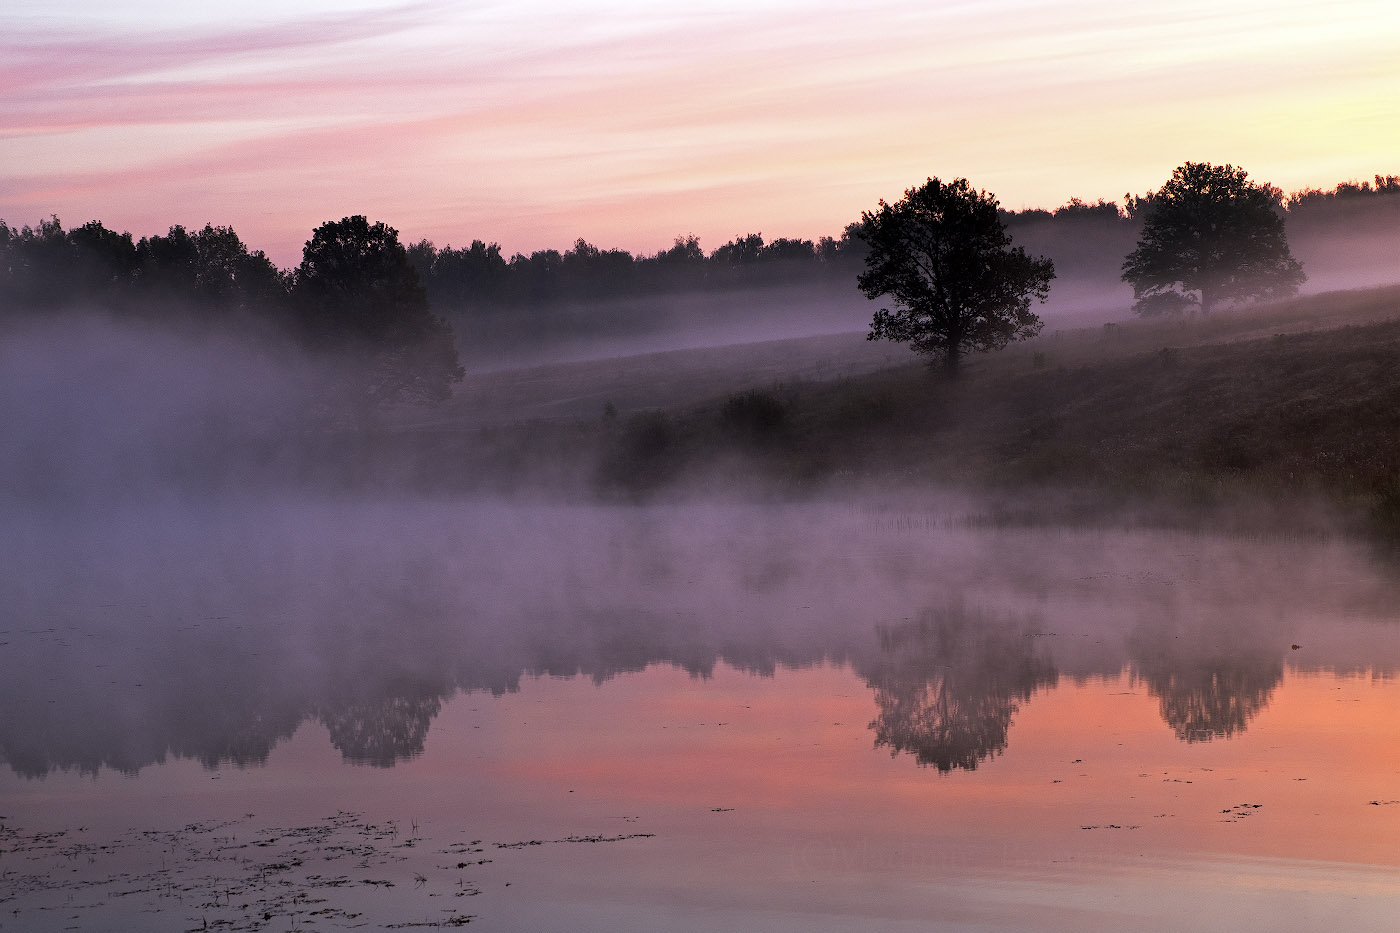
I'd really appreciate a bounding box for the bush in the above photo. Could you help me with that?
[720,389,787,437]
[596,410,680,494]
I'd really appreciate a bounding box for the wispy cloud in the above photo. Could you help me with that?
[2,0,1397,263]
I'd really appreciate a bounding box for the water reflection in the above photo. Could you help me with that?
[1127,626,1284,743]
[320,691,444,767]
[2,501,1397,778]
[864,607,1056,771]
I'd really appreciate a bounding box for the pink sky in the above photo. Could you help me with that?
[3,1,1398,266]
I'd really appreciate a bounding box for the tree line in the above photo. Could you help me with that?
[0,215,463,408]
[2,171,1395,397]
[5,174,1393,321]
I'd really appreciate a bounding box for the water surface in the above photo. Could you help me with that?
[3,500,1398,930]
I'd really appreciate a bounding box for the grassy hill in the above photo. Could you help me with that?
[433,285,1400,535]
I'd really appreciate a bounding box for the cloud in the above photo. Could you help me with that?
[2,1,1398,263]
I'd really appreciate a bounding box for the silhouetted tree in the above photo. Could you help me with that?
[136,224,201,302]
[137,223,285,315]
[711,232,766,267]
[1287,174,1400,210]
[294,216,463,407]
[0,216,77,310]
[69,220,140,302]
[412,238,512,312]
[638,234,707,291]
[859,177,1054,374]
[561,238,636,298]
[1122,162,1305,315]
[816,221,868,272]
[189,223,285,312]
[506,248,565,303]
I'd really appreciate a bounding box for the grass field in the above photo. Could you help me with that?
[416,284,1400,536]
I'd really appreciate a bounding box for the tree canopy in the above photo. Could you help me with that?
[294,216,463,407]
[858,177,1054,374]
[1122,162,1305,314]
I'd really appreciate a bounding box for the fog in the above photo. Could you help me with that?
[4,248,1398,782]
[5,489,1398,778]
[448,275,1141,375]
[1288,212,1400,294]
[1,316,327,506]
[7,289,1400,933]
[445,216,1399,376]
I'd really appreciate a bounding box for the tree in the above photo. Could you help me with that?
[1122,162,1305,315]
[68,220,139,302]
[858,177,1054,374]
[294,216,463,407]
[137,223,285,315]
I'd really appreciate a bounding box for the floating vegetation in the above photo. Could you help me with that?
[0,810,655,930]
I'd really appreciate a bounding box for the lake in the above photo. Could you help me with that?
[3,498,1399,930]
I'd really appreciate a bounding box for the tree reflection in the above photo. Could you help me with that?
[862,606,1057,772]
[1129,630,1283,742]
[319,687,445,767]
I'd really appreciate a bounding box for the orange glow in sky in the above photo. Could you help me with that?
[4,1,1399,265]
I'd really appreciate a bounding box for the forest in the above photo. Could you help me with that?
[2,175,1396,323]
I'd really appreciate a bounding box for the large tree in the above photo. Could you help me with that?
[858,177,1054,374]
[294,216,463,408]
[1122,162,1305,315]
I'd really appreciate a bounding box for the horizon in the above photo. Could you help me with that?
[6,166,1392,273]
[4,1,1399,266]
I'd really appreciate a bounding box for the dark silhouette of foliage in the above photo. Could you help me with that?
[69,220,140,301]
[596,410,681,494]
[0,216,77,310]
[1133,290,1199,317]
[294,215,463,406]
[137,223,284,315]
[1123,162,1306,315]
[136,224,201,302]
[1286,174,1400,209]
[636,234,708,291]
[2,164,1393,337]
[712,232,767,267]
[858,177,1054,374]
[409,237,512,312]
[560,238,636,298]
[720,388,787,439]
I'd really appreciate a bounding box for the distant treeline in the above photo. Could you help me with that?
[3,175,1396,319]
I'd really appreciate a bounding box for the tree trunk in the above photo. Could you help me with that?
[1199,288,1213,315]
[943,345,962,377]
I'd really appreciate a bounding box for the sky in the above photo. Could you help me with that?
[3,0,1398,266]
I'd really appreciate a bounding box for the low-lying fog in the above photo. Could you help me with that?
[445,215,1399,375]
[5,491,1400,778]
[4,232,1399,782]
[450,277,1140,374]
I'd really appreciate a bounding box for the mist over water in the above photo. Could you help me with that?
[5,482,1399,778]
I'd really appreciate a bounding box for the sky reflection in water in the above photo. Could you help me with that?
[2,500,1399,929]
